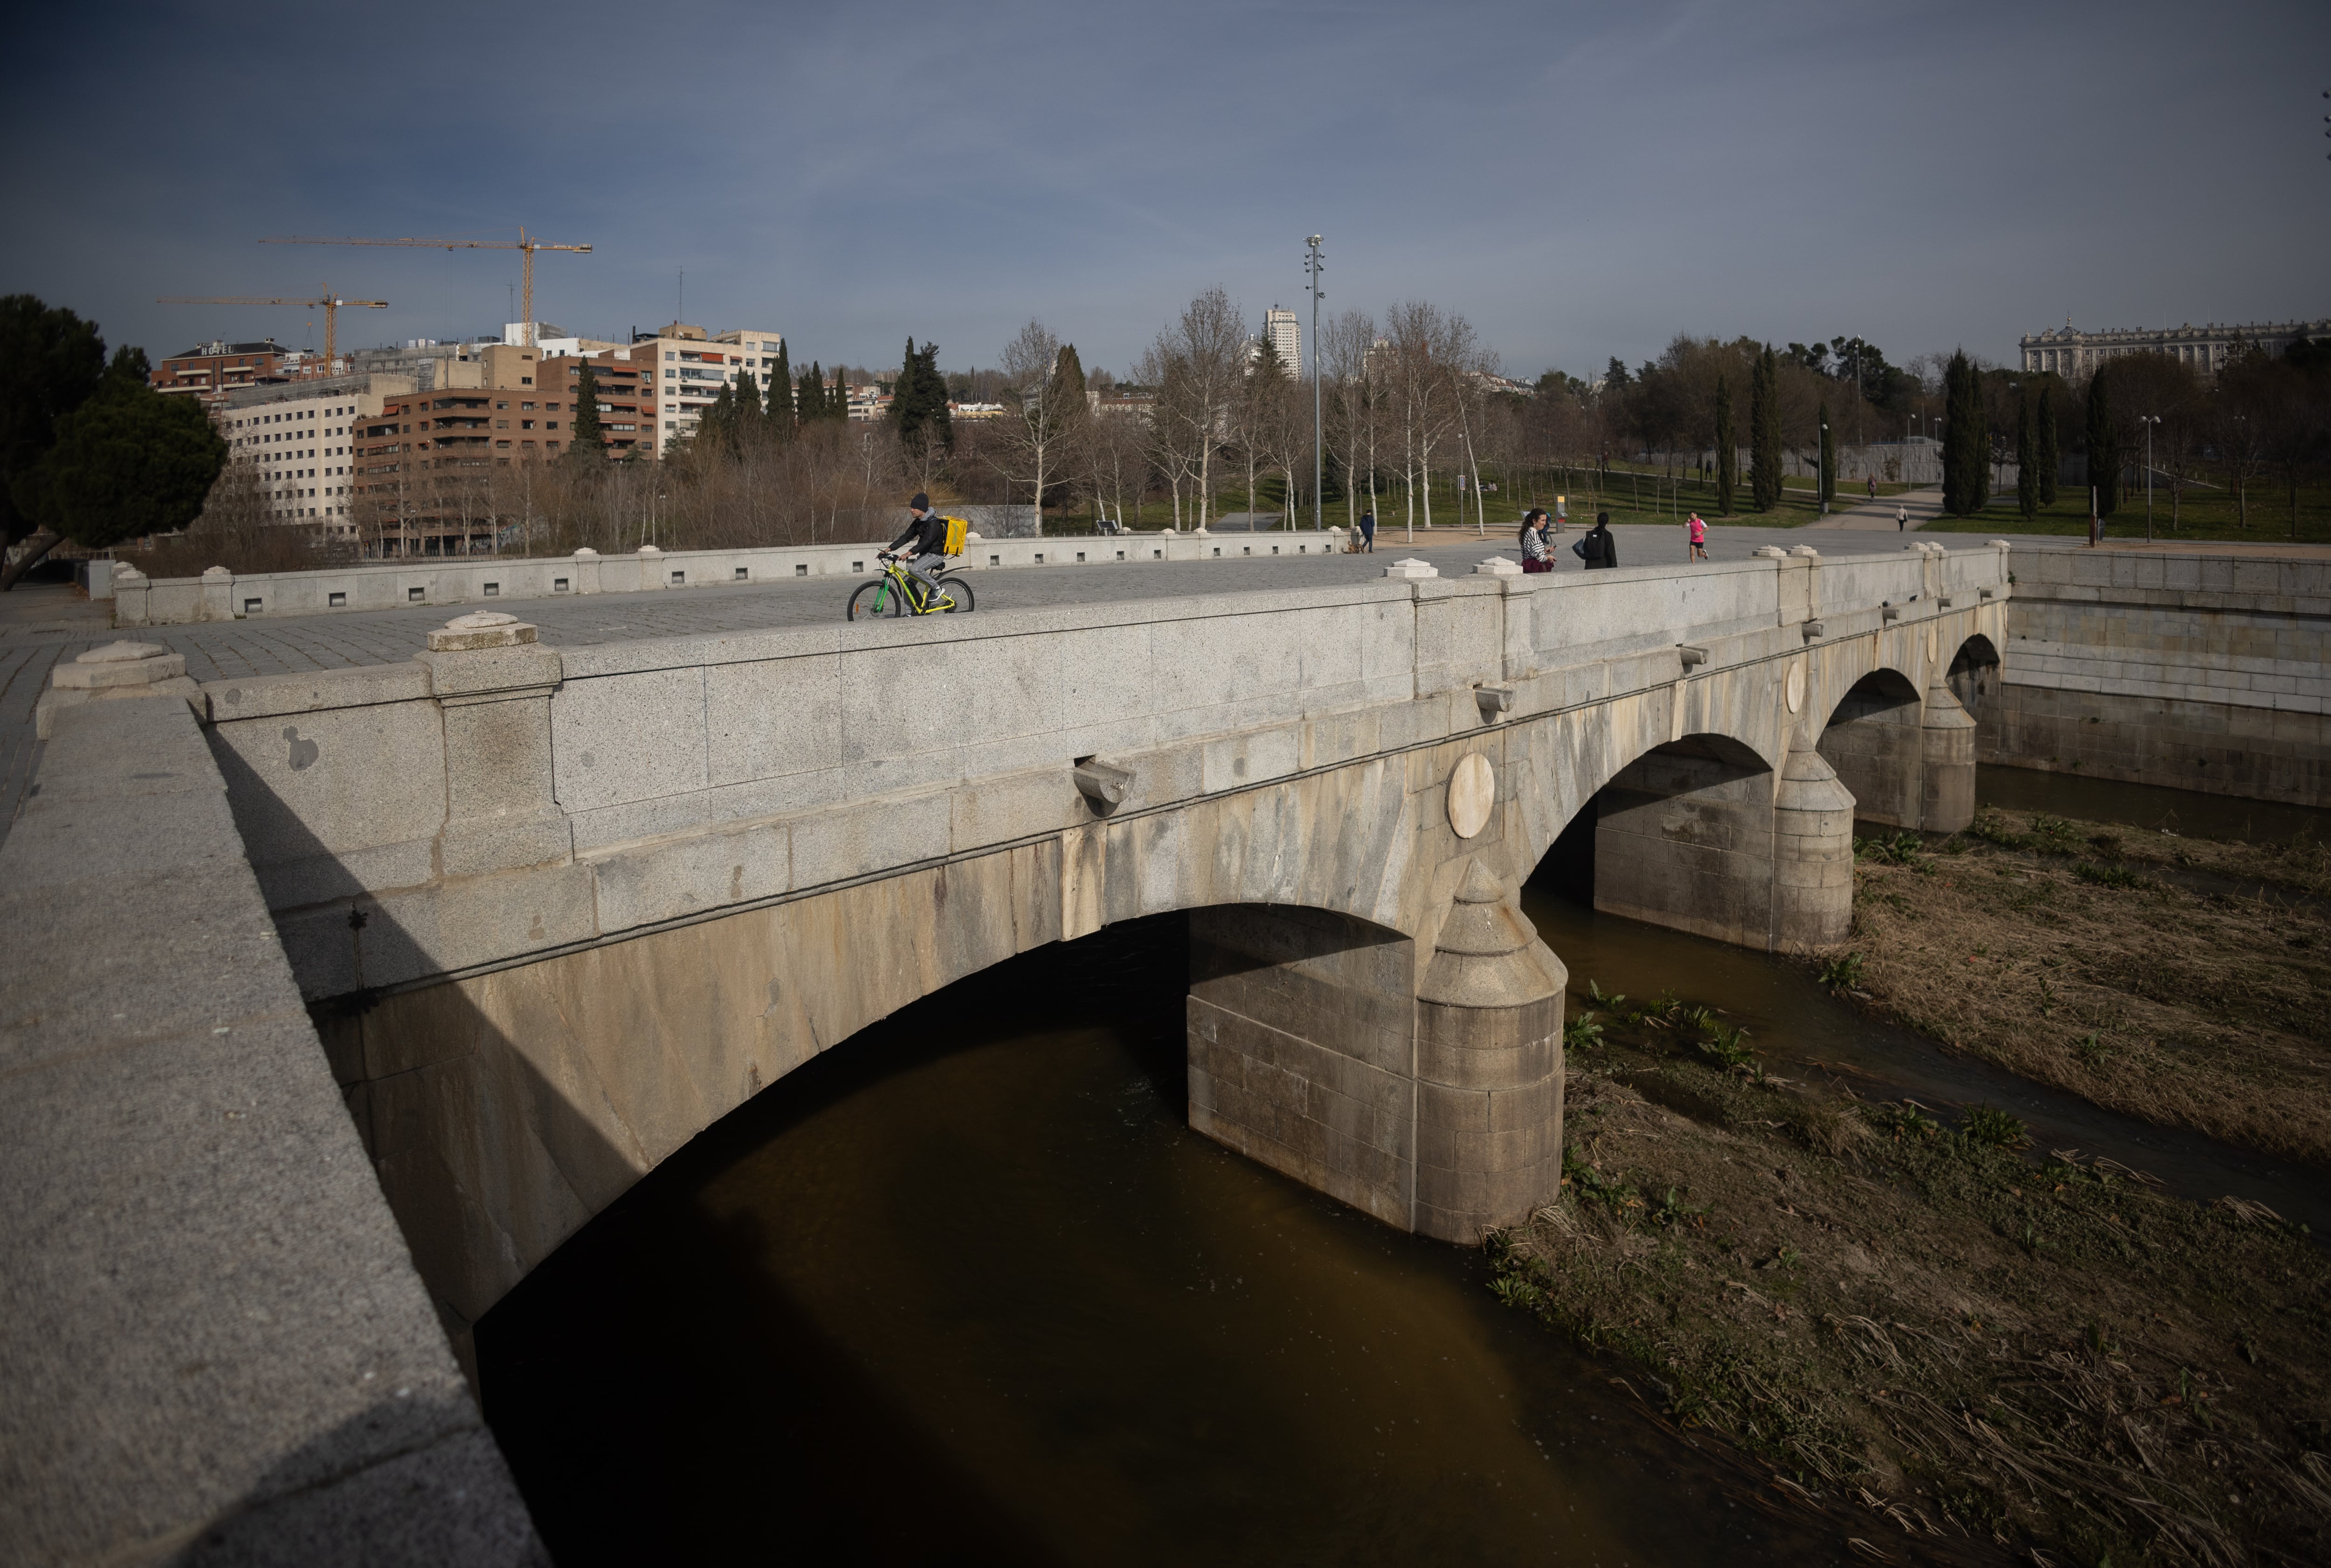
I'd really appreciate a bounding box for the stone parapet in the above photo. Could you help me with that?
[0,696,542,1565]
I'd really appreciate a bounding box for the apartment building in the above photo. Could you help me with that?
[625,322,785,447]
[351,347,566,556]
[214,373,414,540]
[153,340,298,402]
[538,350,654,455]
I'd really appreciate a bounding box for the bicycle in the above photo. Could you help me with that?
[846,551,976,620]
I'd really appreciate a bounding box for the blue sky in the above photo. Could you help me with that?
[7,0,2325,381]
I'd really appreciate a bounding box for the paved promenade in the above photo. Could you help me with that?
[0,524,2044,839]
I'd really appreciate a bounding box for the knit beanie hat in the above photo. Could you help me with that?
[910,492,930,511]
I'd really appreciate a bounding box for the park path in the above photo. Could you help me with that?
[1803,486,1944,531]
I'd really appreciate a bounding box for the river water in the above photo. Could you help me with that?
[476,767,2329,1563]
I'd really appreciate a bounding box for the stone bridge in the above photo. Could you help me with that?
[144,540,2009,1364]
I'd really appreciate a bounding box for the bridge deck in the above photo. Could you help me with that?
[0,524,2032,843]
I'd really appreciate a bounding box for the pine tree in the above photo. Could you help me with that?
[1817,399,1834,507]
[1713,374,1736,517]
[1749,346,1781,511]
[769,340,794,436]
[1055,343,1088,414]
[568,364,604,460]
[2035,385,2059,505]
[2086,370,2118,518]
[2017,384,2039,520]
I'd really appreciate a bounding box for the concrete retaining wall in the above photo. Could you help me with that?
[0,695,542,1566]
[1993,548,2331,805]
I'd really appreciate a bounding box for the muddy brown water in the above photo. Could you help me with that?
[476,769,2329,1562]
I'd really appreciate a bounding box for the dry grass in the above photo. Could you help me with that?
[1492,1025,2331,1566]
[1828,810,2331,1169]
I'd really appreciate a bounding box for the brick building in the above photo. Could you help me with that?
[152,340,298,402]
[351,346,566,556]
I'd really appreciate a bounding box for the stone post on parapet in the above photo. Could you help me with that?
[415,612,571,878]
[35,641,200,739]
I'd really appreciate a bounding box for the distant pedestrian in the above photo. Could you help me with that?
[1686,512,1708,561]
[1896,503,1909,532]
[1358,509,1376,552]
[1519,509,1552,572]
[1574,510,1618,570]
[1866,475,1877,501]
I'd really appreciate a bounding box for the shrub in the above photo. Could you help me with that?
[1816,952,1866,992]
[1961,1105,2031,1148]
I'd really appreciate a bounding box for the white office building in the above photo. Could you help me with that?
[1264,306,1301,371]
[215,375,413,539]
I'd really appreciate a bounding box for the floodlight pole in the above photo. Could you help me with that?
[1306,235,1324,531]
[2139,415,2160,541]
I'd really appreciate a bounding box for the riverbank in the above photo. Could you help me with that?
[1491,1009,2331,1565]
[1834,806,2331,1170]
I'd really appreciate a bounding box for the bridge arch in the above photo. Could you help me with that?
[1947,632,2003,721]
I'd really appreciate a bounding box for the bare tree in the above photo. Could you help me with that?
[1384,302,1477,540]
[1321,309,1378,532]
[1146,288,1247,531]
[986,320,1086,532]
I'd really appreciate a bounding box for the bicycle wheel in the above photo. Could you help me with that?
[847,578,903,621]
[935,574,975,613]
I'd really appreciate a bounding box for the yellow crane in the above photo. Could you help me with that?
[258,229,592,348]
[155,290,388,369]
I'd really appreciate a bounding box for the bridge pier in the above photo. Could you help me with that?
[1818,673,1977,834]
[1186,862,1566,1244]
[1588,729,1855,952]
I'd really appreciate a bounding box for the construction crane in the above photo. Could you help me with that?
[155,291,387,369]
[258,229,591,348]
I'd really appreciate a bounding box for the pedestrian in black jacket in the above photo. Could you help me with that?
[1574,511,1618,570]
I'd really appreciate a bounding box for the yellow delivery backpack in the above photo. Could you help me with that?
[940,516,970,557]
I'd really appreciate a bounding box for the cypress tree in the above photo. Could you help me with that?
[799,361,824,423]
[1749,346,1781,511]
[1979,379,1995,510]
[699,381,736,452]
[1817,399,1834,507]
[894,338,952,451]
[1713,374,1736,517]
[569,364,604,460]
[2035,384,2059,505]
[1942,350,1981,517]
[2017,384,2039,520]
[769,340,794,436]
[733,368,763,443]
[2086,370,2118,518]
[828,366,848,423]
[1940,353,1961,515]
[1055,343,1087,411]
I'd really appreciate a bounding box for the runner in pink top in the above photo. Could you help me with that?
[1687,513,1709,560]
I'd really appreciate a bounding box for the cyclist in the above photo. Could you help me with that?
[881,492,951,607]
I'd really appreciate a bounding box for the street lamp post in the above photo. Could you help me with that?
[1820,421,1830,516]
[2139,415,2160,542]
[1305,236,1324,532]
